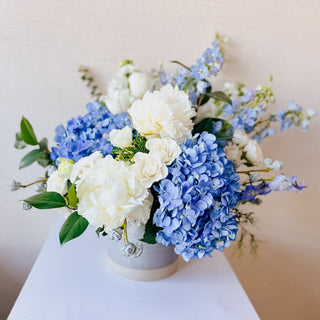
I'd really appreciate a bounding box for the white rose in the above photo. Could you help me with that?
[128,84,196,143]
[244,139,264,165]
[146,138,181,165]
[70,151,103,184]
[128,72,149,99]
[76,155,151,230]
[109,126,132,148]
[132,152,168,188]
[46,171,68,195]
[232,129,250,147]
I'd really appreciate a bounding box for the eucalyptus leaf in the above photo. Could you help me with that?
[14,132,27,150]
[207,91,232,105]
[37,157,52,168]
[59,212,89,245]
[68,184,78,208]
[39,137,48,150]
[19,149,46,169]
[20,117,38,145]
[23,192,66,209]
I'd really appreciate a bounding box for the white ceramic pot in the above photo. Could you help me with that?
[106,223,179,281]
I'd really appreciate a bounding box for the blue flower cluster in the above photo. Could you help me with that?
[272,100,317,132]
[153,132,241,261]
[173,41,224,104]
[50,102,131,163]
[241,175,306,202]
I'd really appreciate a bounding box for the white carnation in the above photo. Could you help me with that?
[109,126,132,148]
[146,138,181,165]
[76,155,151,230]
[244,139,264,165]
[128,84,196,143]
[232,129,250,147]
[46,170,68,195]
[128,72,149,99]
[132,152,168,188]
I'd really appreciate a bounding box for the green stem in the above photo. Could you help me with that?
[123,219,128,243]
[237,168,271,174]
[170,60,191,71]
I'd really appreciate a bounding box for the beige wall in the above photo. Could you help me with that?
[1,0,320,319]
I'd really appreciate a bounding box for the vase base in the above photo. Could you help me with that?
[106,255,179,281]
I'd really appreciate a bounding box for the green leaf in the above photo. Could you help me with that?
[23,192,66,209]
[140,217,161,244]
[37,157,52,168]
[68,184,78,208]
[20,117,38,145]
[192,118,233,142]
[95,226,104,238]
[19,149,46,169]
[59,212,89,245]
[39,137,48,150]
[207,91,232,105]
[14,132,27,150]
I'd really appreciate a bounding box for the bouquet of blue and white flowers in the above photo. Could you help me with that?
[12,35,316,261]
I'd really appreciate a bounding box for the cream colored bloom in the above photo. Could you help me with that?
[232,129,250,147]
[128,84,195,143]
[132,152,168,188]
[46,170,68,195]
[128,72,149,99]
[75,155,151,230]
[225,144,241,161]
[146,138,181,165]
[109,126,132,148]
[70,151,103,184]
[244,139,264,165]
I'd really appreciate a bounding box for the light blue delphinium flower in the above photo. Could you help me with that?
[153,132,241,261]
[50,101,131,163]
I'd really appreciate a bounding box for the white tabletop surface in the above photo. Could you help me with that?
[8,217,259,320]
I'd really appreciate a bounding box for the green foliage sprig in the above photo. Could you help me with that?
[15,117,53,169]
[79,67,102,99]
[112,134,148,162]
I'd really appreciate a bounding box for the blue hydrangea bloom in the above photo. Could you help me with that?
[50,101,131,163]
[153,132,241,261]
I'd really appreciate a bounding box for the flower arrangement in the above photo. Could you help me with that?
[12,34,316,262]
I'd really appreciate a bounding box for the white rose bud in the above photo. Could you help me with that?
[57,158,75,179]
[243,139,264,165]
[128,72,149,99]
[132,152,168,188]
[109,126,132,148]
[146,138,181,165]
[46,171,68,195]
[232,129,250,147]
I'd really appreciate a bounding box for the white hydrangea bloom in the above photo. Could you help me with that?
[75,155,151,230]
[128,72,149,99]
[128,84,195,143]
[100,77,132,114]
